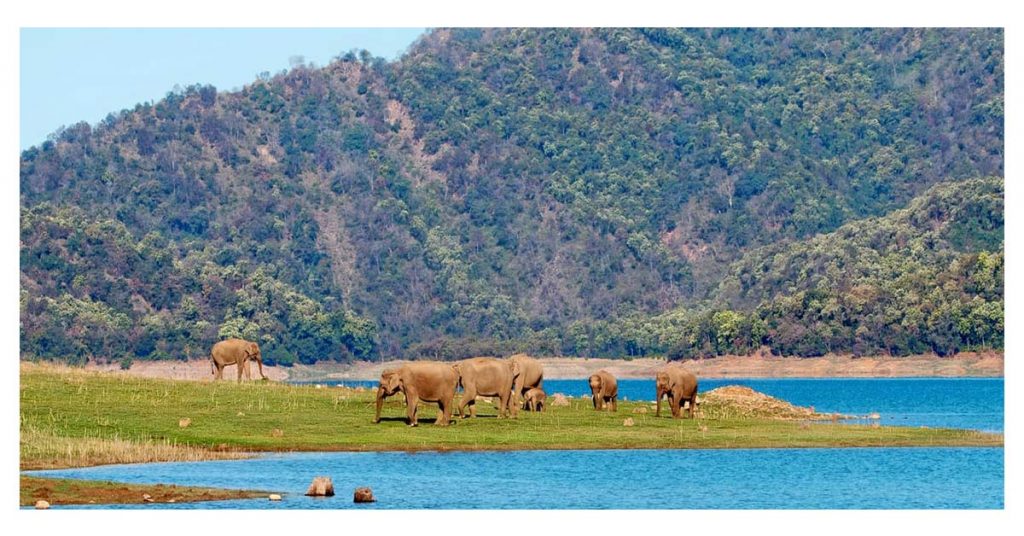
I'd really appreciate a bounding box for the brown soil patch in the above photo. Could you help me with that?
[20,476,270,506]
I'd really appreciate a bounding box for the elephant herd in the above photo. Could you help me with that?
[372,354,701,427]
[207,339,701,426]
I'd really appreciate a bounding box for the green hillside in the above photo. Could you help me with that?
[19,28,1003,363]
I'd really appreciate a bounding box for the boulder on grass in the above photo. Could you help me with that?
[306,476,335,497]
[623,418,635,427]
[178,418,191,428]
[353,487,376,503]
[551,394,570,407]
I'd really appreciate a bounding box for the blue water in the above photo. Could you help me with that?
[311,377,1004,432]
[27,448,1003,509]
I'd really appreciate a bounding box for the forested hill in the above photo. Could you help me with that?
[20,28,1003,365]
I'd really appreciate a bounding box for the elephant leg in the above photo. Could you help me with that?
[610,396,617,412]
[214,364,222,380]
[671,394,682,419]
[441,395,454,426]
[458,385,476,419]
[406,393,419,426]
[236,363,244,383]
[656,392,661,417]
[243,360,252,381]
[502,391,515,419]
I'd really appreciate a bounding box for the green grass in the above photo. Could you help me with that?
[20,364,1002,471]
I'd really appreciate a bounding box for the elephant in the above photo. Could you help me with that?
[655,365,699,419]
[521,387,547,412]
[509,353,544,407]
[588,370,618,411]
[373,362,460,426]
[454,357,521,419]
[210,338,267,382]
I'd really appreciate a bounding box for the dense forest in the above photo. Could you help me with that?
[20,28,1003,365]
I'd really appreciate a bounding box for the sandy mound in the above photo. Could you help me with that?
[700,385,838,420]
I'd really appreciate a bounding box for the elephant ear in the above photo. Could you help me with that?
[509,360,521,377]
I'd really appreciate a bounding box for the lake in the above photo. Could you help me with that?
[26,377,1004,509]
[28,448,1003,509]
[310,377,1005,432]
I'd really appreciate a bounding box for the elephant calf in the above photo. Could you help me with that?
[522,387,547,412]
[656,365,699,419]
[373,362,460,426]
[589,370,618,411]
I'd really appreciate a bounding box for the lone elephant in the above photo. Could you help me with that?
[656,365,699,419]
[521,387,547,412]
[211,338,267,382]
[373,362,460,426]
[589,370,618,411]
[454,357,521,419]
[509,353,544,407]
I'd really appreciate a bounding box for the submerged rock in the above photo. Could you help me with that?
[306,476,335,497]
[269,494,282,501]
[353,487,376,503]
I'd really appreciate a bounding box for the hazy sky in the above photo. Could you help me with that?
[19,28,427,150]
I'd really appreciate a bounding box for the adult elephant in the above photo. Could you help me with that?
[454,357,521,419]
[655,365,699,419]
[509,353,544,406]
[588,370,618,411]
[210,338,267,382]
[373,362,460,426]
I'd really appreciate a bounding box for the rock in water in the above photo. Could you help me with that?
[306,476,335,497]
[268,494,282,501]
[550,393,570,407]
[34,500,49,509]
[353,487,376,503]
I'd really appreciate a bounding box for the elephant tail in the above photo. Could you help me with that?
[209,355,216,375]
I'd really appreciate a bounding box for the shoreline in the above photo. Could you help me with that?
[77,350,1005,382]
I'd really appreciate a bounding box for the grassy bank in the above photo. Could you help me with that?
[21,476,269,507]
[21,363,1002,473]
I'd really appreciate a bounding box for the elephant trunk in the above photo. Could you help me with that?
[255,357,268,380]
[373,386,385,423]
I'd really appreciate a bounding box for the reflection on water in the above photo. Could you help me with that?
[28,447,1003,509]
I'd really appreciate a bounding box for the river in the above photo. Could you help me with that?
[26,377,1004,509]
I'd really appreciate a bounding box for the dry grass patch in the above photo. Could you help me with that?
[21,426,250,470]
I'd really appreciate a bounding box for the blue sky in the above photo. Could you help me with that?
[19,28,427,150]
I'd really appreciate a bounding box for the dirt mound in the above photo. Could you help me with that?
[701,385,839,420]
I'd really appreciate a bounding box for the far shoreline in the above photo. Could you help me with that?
[77,350,1004,382]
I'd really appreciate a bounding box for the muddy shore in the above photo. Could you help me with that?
[85,350,1003,382]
